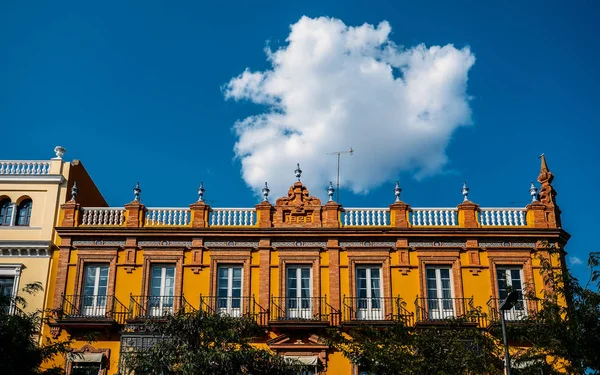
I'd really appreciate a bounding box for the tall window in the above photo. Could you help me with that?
[81,264,109,316]
[426,267,454,319]
[356,266,383,320]
[217,266,242,316]
[286,266,311,319]
[16,199,32,226]
[497,267,527,319]
[0,265,21,314]
[149,265,175,316]
[0,199,12,226]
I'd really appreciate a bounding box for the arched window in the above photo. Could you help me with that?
[16,199,32,226]
[0,199,12,226]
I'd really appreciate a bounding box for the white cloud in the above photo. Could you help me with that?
[568,256,583,266]
[225,16,475,199]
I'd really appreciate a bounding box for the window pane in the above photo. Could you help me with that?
[0,200,12,226]
[0,277,14,297]
[16,200,32,226]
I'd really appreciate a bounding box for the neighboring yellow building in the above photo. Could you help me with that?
[0,147,105,320]
[45,157,568,375]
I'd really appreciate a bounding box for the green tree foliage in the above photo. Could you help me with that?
[508,251,600,375]
[0,282,72,375]
[328,317,503,375]
[120,310,302,375]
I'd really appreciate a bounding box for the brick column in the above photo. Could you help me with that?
[190,201,211,228]
[389,201,410,228]
[322,202,341,228]
[457,201,480,228]
[255,201,273,228]
[60,201,80,227]
[124,200,145,228]
[53,237,72,310]
[526,202,548,228]
[258,238,271,309]
[327,239,341,311]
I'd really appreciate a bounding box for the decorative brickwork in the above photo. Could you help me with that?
[274,182,323,228]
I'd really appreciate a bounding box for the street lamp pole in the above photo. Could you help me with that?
[499,290,519,375]
[500,308,512,375]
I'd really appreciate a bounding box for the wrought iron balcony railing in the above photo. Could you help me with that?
[128,295,195,320]
[415,297,484,326]
[58,294,128,325]
[342,296,414,325]
[487,297,538,322]
[199,295,269,326]
[270,296,340,325]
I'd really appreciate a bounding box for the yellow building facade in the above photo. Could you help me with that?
[0,147,105,320]
[45,157,568,375]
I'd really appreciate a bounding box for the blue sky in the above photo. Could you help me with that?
[1,0,598,282]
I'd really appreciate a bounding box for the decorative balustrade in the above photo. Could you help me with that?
[145,208,190,226]
[81,208,125,226]
[479,208,527,226]
[341,208,390,226]
[410,208,458,226]
[71,205,533,228]
[209,208,256,226]
[0,160,50,175]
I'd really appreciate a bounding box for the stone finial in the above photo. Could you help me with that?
[197,182,205,202]
[462,181,470,202]
[53,146,66,159]
[262,182,270,202]
[133,182,141,202]
[294,163,302,182]
[71,181,78,202]
[394,181,402,202]
[529,182,539,203]
[327,182,335,202]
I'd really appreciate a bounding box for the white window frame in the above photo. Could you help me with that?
[81,264,109,317]
[496,267,527,319]
[286,266,313,319]
[425,266,455,319]
[355,266,383,320]
[216,265,243,317]
[149,265,175,316]
[0,202,17,226]
[0,264,23,314]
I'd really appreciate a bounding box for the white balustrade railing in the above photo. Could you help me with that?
[209,208,256,226]
[341,208,390,226]
[410,208,458,226]
[81,208,125,226]
[479,208,527,226]
[0,160,50,175]
[145,208,190,226]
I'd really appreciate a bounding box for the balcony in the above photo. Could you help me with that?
[342,297,414,326]
[269,297,340,328]
[128,295,195,322]
[56,294,128,329]
[415,297,485,326]
[199,295,268,326]
[487,297,538,324]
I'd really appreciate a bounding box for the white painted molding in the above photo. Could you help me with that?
[0,175,64,183]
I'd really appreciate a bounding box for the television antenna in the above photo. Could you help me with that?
[327,147,354,202]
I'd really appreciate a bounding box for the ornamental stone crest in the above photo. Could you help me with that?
[274,180,323,228]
